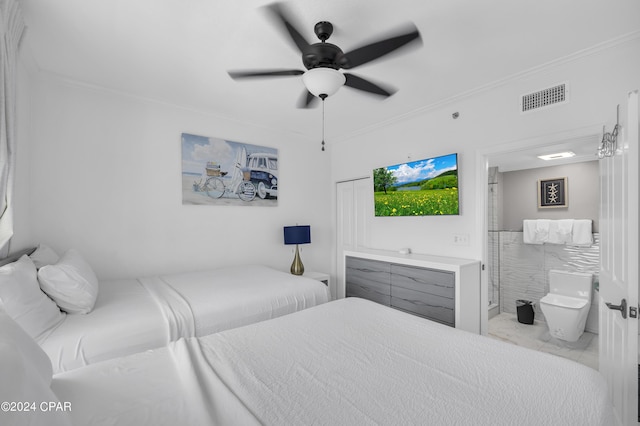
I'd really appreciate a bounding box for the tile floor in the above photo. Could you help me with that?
[488,312,599,370]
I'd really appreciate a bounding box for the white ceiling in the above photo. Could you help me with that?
[488,134,601,172]
[19,0,640,154]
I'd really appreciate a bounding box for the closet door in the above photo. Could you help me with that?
[336,178,371,299]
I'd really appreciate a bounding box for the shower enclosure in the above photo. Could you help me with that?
[487,167,500,319]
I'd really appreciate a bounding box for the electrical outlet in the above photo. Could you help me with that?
[453,233,470,245]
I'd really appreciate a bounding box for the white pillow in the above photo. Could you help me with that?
[0,307,72,426]
[0,255,65,340]
[38,249,99,314]
[29,243,60,269]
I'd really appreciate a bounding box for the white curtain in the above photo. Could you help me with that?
[0,0,25,256]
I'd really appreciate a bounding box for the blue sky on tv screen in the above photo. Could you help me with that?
[386,153,457,185]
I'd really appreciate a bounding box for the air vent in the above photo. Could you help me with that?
[520,83,568,113]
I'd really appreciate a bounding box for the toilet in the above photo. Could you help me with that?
[539,270,593,342]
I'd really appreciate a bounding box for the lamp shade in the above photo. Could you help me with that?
[284,225,311,245]
[302,68,346,98]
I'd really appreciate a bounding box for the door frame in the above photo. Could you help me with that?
[474,124,603,335]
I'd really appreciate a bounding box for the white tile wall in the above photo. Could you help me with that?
[499,232,600,332]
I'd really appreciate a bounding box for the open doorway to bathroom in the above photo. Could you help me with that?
[484,132,600,370]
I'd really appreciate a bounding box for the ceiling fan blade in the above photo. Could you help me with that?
[228,69,304,79]
[341,24,422,69]
[264,2,311,54]
[296,90,318,108]
[344,73,396,97]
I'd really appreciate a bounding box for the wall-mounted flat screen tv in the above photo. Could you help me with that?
[373,153,459,216]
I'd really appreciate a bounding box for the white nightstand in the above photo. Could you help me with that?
[304,271,330,287]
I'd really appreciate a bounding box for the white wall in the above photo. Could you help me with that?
[16,72,332,280]
[501,161,600,232]
[330,36,640,267]
[15,35,640,283]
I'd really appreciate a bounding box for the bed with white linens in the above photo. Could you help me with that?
[0,245,329,373]
[2,297,612,426]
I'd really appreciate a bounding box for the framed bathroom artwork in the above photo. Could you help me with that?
[538,177,567,208]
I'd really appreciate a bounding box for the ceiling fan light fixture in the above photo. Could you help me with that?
[302,67,345,98]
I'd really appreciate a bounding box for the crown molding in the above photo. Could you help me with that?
[29,65,316,142]
[331,30,640,144]
[19,28,640,147]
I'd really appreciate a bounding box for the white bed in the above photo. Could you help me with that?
[39,298,612,426]
[42,265,329,373]
[0,247,329,373]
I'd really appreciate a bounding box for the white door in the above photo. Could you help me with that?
[600,90,639,425]
[336,178,371,299]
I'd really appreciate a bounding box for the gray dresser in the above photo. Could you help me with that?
[344,249,481,333]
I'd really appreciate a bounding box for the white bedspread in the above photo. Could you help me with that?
[39,278,168,373]
[141,264,330,338]
[52,342,259,426]
[41,265,329,373]
[53,298,613,426]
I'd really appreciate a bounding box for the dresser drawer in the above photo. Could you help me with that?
[347,286,391,306]
[391,264,454,299]
[391,286,454,326]
[346,257,390,290]
[346,257,391,305]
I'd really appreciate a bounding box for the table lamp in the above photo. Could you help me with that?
[283,225,311,275]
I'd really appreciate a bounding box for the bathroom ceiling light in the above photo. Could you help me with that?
[537,151,575,161]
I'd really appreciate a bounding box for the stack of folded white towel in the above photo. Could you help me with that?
[523,219,593,246]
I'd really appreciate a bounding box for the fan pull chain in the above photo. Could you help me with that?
[321,98,325,151]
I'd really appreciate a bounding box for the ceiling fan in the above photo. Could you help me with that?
[227,2,422,108]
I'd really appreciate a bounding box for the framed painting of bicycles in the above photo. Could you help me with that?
[181,133,278,206]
